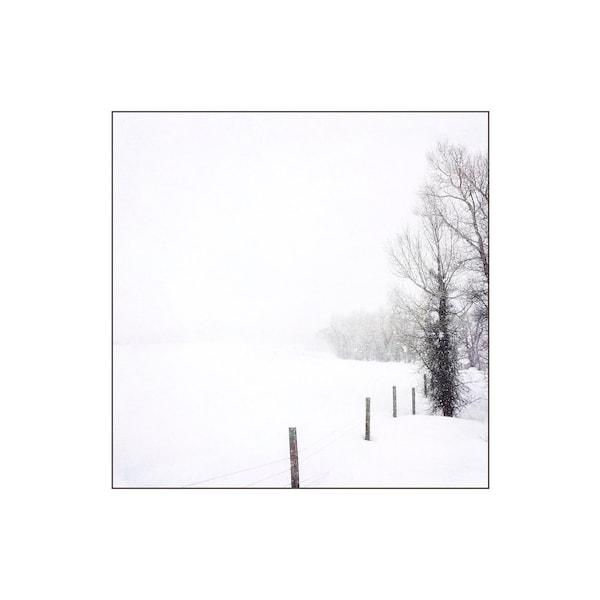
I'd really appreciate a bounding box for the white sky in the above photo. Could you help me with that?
[113,112,487,344]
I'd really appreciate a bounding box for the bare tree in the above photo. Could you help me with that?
[456,302,486,369]
[421,142,489,369]
[388,198,468,417]
[422,142,488,284]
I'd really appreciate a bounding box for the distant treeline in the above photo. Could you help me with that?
[320,300,486,371]
[318,309,417,363]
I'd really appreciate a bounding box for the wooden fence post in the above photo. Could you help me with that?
[424,374,427,397]
[393,386,397,418]
[289,427,299,488]
[365,397,371,441]
[412,387,416,415]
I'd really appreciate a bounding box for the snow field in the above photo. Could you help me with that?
[113,341,488,487]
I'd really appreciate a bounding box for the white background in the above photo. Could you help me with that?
[2,1,598,599]
[113,111,487,344]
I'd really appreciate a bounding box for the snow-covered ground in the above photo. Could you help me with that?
[113,341,488,487]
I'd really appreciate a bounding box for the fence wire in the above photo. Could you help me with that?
[182,415,364,488]
[182,456,288,487]
[244,467,291,488]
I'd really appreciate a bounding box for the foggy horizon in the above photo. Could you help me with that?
[113,112,487,346]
